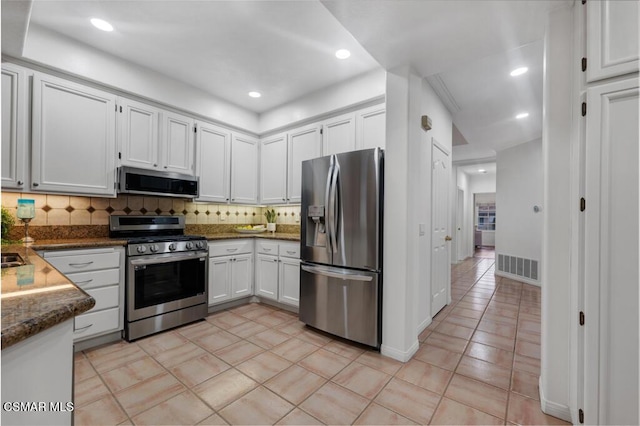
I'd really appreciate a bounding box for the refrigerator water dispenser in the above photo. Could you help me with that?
[306,205,326,247]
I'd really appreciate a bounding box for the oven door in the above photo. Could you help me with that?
[127,251,208,322]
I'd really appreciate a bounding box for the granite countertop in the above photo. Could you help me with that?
[1,245,95,349]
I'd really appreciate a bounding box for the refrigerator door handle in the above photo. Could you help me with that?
[328,158,339,253]
[325,161,335,254]
[301,264,373,282]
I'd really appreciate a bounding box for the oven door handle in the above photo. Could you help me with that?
[129,252,207,266]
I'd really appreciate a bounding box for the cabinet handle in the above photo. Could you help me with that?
[17,180,23,186]
[286,250,296,255]
[74,323,93,333]
[263,248,272,252]
[33,182,39,187]
[68,261,94,268]
[273,258,278,262]
[74,279,94,285]
[153,163,158,167]
[283,198,286,201]
[226,248,238,252]
[164,166,168,169]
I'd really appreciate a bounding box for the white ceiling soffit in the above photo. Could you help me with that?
[27,1,382,113]
[1,0,33,57]
[321,0,567,77]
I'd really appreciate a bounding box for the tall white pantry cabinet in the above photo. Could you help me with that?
[581,1,639,425]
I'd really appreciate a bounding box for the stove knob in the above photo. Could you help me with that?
[196,241,205,249]
[150,244,159,253]
[168,243,177,251]
[186,242,194,250]
[136,246,147,254]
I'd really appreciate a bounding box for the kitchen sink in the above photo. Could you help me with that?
[1,253,26,268]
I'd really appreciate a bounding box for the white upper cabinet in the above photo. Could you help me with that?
[260,132,288,204]
[288,124,322,204]
[118,98,160,170]
[31,73,117,196]
[118,99,195,175]
[231,133,259,204]
[161,111,194,175]
[587,0,639,82]
[196,121,231,203]
[322,112,356,156]
[356,104,386,150]
[1,64,28,190]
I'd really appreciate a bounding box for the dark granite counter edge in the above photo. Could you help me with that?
[1,296,95,349]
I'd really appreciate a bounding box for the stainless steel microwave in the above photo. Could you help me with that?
[118,166,198,198]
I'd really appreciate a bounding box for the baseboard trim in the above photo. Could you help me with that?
[495,270,541,287]
[381,339,419,362]
[417,317,432,335]
[539,376,573,422]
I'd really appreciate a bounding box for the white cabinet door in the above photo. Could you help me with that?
[231,254,253,298]
[279,257,300,307]
[587,0,639,82]
[584,77,639,425]
[255,254,278,300]
[31,73,116,196]
[356,105,386,151]
[231,133,259,204]
[288,124,322,203]
[322,112,355,156]
[162,111,194,175]
[118,98,160,170]
[1,64,27,190]
[209,256,231,305]
[260,132,287,204]
[196,121,231,203]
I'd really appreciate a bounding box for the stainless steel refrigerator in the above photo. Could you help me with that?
[299,148,383,348]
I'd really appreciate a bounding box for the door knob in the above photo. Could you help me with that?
[444,235,452,241]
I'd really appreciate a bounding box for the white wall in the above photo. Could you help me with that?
[458,172,496,258]
[381,66,452,362]
[258,68,386,134]
[21,24,260,133]
[454,166,471,260]
[495,139,543,262]
[540,4,574,421]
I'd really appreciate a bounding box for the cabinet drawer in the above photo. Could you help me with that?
[209,240,253,257]
[256,241,279,255]
[74,307,120,340]
[279,243,300,259]
[45,251,120,273]
[84,285,119,312]
[65,269,120,290]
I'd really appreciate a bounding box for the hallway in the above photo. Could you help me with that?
[72,250,566,425]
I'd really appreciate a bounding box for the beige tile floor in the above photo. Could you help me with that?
[73,250,570,425]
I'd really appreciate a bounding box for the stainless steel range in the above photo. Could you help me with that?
[110,215,208,341]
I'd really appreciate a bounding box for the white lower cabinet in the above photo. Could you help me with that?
[208,240,254,305]
[42,247,124,342]
[255,240,300,307]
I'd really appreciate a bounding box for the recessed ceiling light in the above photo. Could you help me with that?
[335,49,351,59]
[516,112,529,119]
[510,67,528,77]
[90,18,113,32]
[478,169,487,173]
[248,91,261,98]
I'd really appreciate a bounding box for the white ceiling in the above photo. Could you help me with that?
[27,1,381,113]
[8,0,573,161]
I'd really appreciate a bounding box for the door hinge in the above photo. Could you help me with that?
[579,311,585,326]
[580,197,586,211]
[320,128,323,135]
[119,105,122,113]
[118,152,122,160]
[194,125,197,133]
[581,57,587,72]
[579,408,584,423]
[581,102,587,117]
[581,0,586,4]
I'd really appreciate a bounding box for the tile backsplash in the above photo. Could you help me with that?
[1,192,301,227]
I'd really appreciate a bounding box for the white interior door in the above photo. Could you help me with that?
[584,78,639,425]
[431,140,450,315]
[456,187,465,262]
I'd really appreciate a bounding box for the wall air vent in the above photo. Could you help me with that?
[497,254,539,282]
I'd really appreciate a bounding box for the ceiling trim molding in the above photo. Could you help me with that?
[426,74,461,114]
[452,156,497,167]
